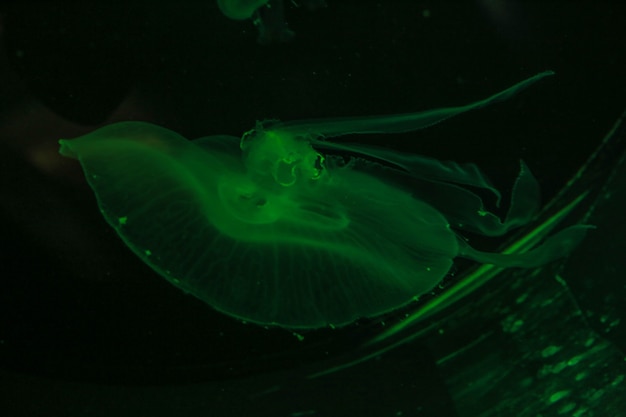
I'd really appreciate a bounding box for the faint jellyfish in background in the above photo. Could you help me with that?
[217,0,327,44]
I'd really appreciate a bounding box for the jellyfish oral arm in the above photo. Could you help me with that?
[240,127,326,187]
[271,71,555,139]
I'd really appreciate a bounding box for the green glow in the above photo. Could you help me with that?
[549,390,570,403]
[368,190,591,345]
[217,0,325,44]
[217,0,268,20]
[58,71,589,329]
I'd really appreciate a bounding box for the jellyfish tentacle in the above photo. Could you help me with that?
[458,225,593,268]
[272,71,555,139]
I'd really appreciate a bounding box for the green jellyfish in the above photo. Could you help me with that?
[217,0,327,44]
[217,0,268,20]
[58,71,589,329]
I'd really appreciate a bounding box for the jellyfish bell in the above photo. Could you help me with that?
[58,71,590,329]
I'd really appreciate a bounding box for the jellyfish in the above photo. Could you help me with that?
[217,0,327,44]
[58,71,590,329]
[217,0,269,20]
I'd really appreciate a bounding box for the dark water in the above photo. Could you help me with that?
[1,1,625,416]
